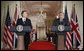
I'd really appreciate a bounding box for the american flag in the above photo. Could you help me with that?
[70,4,81,48]
[12,4,19,49]
[64,5,72,50]
[3,5,13,48]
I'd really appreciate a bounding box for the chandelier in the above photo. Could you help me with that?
[38,1,47,20]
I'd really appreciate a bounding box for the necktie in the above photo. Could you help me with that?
[23,18,26,24]
[60,21,63,25]
[24,21,26,24]
[60,19,63,25]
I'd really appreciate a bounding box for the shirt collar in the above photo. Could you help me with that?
[22,17,26,21]
[60,18,63,22]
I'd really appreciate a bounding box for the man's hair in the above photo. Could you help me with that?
[58,12,64,18]
[21,10,27,17]
[59,12,64,14]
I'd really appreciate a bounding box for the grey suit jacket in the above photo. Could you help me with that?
[52,18,70,26]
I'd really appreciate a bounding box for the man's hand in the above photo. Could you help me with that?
[32,29,36,34]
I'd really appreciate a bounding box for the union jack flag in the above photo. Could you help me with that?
[12,4,19,49]
[70,4,81,48]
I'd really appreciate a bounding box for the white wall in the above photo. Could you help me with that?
[62,1,83,50]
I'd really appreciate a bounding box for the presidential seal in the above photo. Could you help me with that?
[58,25,65,31]
[16,25,23,32]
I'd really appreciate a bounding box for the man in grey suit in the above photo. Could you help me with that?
[52,12,70,49]
[53,12,70,26]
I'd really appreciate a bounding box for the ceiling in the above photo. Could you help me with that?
[20,1,62,17]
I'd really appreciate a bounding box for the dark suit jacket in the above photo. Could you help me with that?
[52,18,70,26]
[16,18,32,29]
[16,18,32,35]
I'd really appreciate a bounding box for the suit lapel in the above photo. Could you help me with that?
[58,18,65,25]
[21,18,25,25]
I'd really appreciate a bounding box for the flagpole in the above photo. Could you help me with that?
[73,4,75,7]
[72,4,76,49]
[16,4,17,6]
[74,4,77,48]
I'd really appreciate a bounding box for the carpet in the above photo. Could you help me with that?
[28,41,56,50]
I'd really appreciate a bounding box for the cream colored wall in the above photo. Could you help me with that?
[62,1,83,50]
[1,1,21,48]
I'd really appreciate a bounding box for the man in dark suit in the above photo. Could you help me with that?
[16,10,32,50]
[52,12,70,49]
[53,12,70,26]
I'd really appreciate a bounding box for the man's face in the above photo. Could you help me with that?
[23,12,28,18]
[59,13,64,19]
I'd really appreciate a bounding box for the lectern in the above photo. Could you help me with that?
[51,25,72,50]
[10,25,32,50]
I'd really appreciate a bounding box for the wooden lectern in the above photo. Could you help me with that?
[51,25,72,50]
[10,25,32,50]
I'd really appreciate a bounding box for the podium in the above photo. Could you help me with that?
[51,25,72,50]
[10,25,32,50]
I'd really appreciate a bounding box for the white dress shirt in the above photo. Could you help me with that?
[22,17,26,22]
[60,18,63,22]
